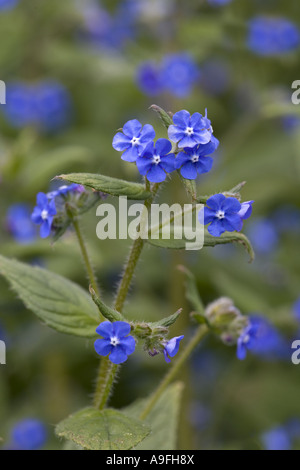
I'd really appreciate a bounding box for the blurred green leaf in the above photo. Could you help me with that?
[123,382,184,450]
[58,173,152,200]
[0,255,100,337]
[55,407,151,450]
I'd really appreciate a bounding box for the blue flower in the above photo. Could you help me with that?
[246,218,278,254]
[293,298,300,322]
[168,110,213,149]
[0,0,19,10]
[247,16,300,56]
[236,323,258,360]
[136,138,175,183]
[94,321,136,364]
[11,419,47,450]
[160,53,199,98]
[208,0,232,5]
[163,335,184,363]
[113,119,155,162]
[6,204,36,244]
[175,137,219,180]
[261,427,291,451]
[200,194,252,237]
[31,193,57,238]
[47,183,84,199]
[136,62,163,96]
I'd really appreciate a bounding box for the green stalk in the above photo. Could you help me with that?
[139,325,208,421]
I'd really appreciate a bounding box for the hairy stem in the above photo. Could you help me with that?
[139,325,209,420]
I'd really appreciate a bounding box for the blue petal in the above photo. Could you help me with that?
[146,165,166,183]
[163,349,171,363]
[96,321,114,339]
[120,336,136,355]
[172,110,190,127]
[207,219,225,237]
[48,198,57,216]
[159,154,175,173]
[196,156,213,174]
[180,162,198,180]
[203,207,216,224]
[121,146,139,162]
[168,125,184,143]
[141,141,154,158]
[190,112,202,128]
[222,214,243,232]
[122,119,142,138]
[237,339,247,360]
[31,207,42,224]
[94,338,113,357]
[174,151,190,169]
[206,194,226,211]
[197,140,218,156]
[155,138,172,156]
[36,192,48,208]
[40,219,52,238]
[139,124,155,144]
[109,345,128,364]
[193,129,212,145]
[136,156,153,175]
[113,321,131,338]
[221,197,241,213]
[165,335,184,357]
[112,132,131,151]
[177,136,198,148]
[238,201,254,220]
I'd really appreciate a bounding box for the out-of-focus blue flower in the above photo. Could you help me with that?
[163,335,184,363]
[4,81,71,133]
[272,205,300,234]
[94,321,136,364]
[293,298,300,322]
[136,62,164,96]
[247,16,300,56]
[6,204,36,244]
[136,138,175,183]
[237,322,258,360]
[200,194,252,237]
[175,138,219,180]
[160,53,200,98]
[47,184,84,200]
[189,402,212,431]
[113,119,155,162]
[168,110,213,148]
[281,115,300,133]
[0,0,19,10]
[200,59,231,95]
[246,218,279,254]
[207,0,232,6]
[237,316,289,361]
[262,426,291,451]
[11,419,47,450]
[31,193,57,239]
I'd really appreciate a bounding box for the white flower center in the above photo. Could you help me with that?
[243,334,250,344]
[41,209,48,220]
[191,154,199,163]
[152,155,161,165]
[59,185,68,191]
[131,136,140,146]
[110,336,120,347]
[216,210,225,220]
[185,127,194,136]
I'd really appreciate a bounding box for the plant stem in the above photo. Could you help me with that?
[139,325,209,421]
[73,218,100,298]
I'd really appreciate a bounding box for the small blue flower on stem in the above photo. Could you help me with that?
[31,193,57,239]
[175,138,219,180]
[163,335,184,363]
[11,419,47,450]
[168,110,213,148]
[6,204,36,244]
[200,194,253,237]
[236,323,258,360]
[136,62,163,96]
[113,119,155,162]
[94,321,136,364]
[136,138,175,183]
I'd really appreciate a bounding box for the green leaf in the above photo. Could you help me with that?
[147,229,255,262]
[123,382,184,450]
[55,407,151,450]
[150,104,173,128]
[0,255,100,338]
[89,287,125,322]
[150,309,182,328]
[58,173,151,200]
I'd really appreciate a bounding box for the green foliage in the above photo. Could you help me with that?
[0,255,100,337]
[55,407,151,450]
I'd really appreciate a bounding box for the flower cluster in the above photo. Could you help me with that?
[200,194,253,237]
[247,16,300,56]
[31,184,84,238]
[113,109,219,183]
[3,81,71,132]
[0,0,19,11]
[136,53,199,98]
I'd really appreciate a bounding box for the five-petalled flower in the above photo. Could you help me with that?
[31,192,57,238]
[175,138,219,180]
[163,335,184,363]
[136,138,175,183]
[168,110,213,148]
[94,321,136,364]
[112,119,155,162]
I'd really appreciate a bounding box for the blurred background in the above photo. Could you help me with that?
[0,0,300,450]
